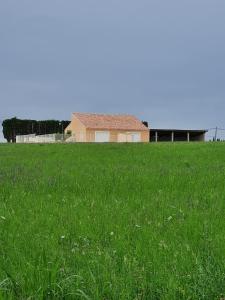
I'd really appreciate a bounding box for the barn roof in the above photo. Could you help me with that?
[73,112,148,131]
[151,128,208,133]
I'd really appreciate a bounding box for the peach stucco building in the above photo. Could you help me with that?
[65,113,149,143]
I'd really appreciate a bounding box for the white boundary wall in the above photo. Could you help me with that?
[16,134,68,143]
[16,134,36,143]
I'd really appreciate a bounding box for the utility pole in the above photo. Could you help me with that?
[214,127,218,141]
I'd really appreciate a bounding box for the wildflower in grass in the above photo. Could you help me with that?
[0,216,6,220]
[167,216,173,221]
[159,240,168,249]
[185,244,191,252]
[61,235,65,239]
[110,232,114,236]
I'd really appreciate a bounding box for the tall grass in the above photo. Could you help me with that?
[0,142,225,299]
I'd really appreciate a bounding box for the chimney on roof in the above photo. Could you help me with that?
[142,121,148,128]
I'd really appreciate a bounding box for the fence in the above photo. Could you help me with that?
[16,134,72,143]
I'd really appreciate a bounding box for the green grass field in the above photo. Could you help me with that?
[0,142,225,299]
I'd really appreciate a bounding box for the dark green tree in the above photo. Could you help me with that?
[2,118,70,142]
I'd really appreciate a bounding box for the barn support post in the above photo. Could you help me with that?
[155,131,158,142]
[187,132,190,142]
[171,131,174,142]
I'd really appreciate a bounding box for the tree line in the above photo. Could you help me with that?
[2,117,70,142]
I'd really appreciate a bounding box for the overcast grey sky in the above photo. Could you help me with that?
[0,0,225,141]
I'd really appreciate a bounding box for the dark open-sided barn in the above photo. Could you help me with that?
[150,129,208,142]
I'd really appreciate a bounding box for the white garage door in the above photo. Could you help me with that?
[95,131,110,142]
[131,133,141,142]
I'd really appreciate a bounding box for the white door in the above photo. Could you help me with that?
[95,131,110,142]
[131,132,141,142]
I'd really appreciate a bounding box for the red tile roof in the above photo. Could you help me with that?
[73,113,148,131]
